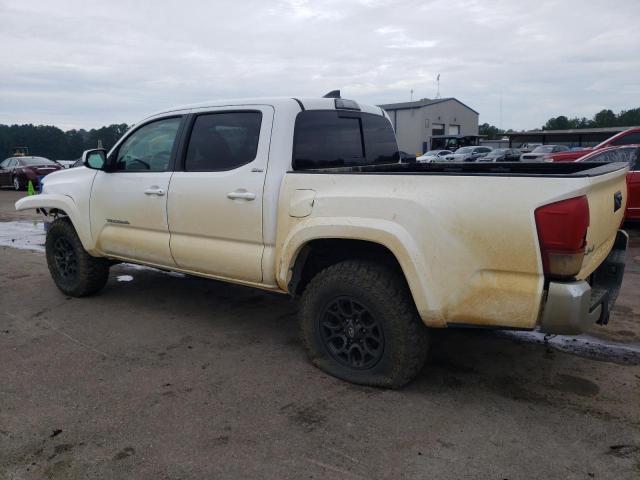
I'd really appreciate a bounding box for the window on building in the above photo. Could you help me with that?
[449,125,460,135]
[432,123,445,136]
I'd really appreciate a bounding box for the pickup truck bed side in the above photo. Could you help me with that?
[276,164,627,330]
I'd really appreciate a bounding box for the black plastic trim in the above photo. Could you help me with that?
[286,161,628,178]
[292,98,305,111]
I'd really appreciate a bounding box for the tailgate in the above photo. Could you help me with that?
[577,166,628,279]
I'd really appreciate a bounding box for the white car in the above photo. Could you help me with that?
[416,150,452,163]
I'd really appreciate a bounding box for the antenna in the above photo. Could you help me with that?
[435,74,441,99]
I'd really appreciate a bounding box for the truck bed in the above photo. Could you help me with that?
[295,161,626,177]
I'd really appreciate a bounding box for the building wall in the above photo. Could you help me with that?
[385,99,479,154]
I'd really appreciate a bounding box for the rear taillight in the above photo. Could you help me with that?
[535,195,589,280]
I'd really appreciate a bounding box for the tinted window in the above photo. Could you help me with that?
[114,117,181,172]
[293,111,399,170]
[362,114,400,164]
[18,157,55,166]
[185,112,262,171]
[293,112,364,169]
[611,132,640,146]
[584,147,639,168]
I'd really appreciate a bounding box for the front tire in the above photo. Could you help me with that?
[300,260,429,388]
[45,218,110,296]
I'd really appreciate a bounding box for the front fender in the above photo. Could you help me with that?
[15,194,94,252]
[277,217,446,327]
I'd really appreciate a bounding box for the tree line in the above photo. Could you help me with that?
[480,107,640,140]
[0,123,130,160]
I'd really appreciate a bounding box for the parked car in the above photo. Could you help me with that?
[17,95,629,388]
[477,148,522,162]
[415,150,452,163]
[551,127,640,162]
[398,151,416,163]
[0,156,62,190]
[55,160,78,169]
[520,145,569,162]
[519,143,542,153]
[575,145,640,221]
[444,146,492,162]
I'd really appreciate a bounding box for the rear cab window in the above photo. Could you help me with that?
[292,110,399,170]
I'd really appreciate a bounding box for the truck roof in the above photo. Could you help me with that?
[143,97,386,122]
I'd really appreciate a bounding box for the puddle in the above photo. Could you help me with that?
[500,330,640,365]
[0,220,46,252]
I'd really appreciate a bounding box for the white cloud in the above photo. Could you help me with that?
[0,0,639,130]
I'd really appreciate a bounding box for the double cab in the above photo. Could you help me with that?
[16,95,629,387]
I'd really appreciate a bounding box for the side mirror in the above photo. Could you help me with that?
[82,149,107,170]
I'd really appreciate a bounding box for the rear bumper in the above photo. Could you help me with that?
[539,230,628,335]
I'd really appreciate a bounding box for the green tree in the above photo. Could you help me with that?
[479,123,504,140]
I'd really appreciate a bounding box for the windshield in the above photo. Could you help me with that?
[532,146,554,153]
[486,149,506,156]
[19,157,56,166]
[455,147,473,154]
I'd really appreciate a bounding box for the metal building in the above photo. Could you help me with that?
[378,98,479,155]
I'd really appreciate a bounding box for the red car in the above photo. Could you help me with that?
[0,156,63,191]
[551,127,640,162]
[575,145,640,221]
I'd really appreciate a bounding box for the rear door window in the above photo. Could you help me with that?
[184,112,262,171]
[293,111,398,170]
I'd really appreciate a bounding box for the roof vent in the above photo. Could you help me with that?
[323,90,341,99]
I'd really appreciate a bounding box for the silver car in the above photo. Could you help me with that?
[520,145,569,162]
[445,146,492,162]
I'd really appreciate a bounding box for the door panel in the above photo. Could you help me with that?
[90,116,183,266]
[168,106,273,283]
[90,171,174,264]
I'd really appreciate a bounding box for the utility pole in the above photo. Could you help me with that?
[410,89,414,102]
[435,74,441,99]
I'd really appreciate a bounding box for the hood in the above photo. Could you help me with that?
[40,165,95,194]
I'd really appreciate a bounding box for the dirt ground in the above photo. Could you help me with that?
[1,189,639,479]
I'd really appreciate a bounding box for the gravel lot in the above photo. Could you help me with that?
[1,189,639,479]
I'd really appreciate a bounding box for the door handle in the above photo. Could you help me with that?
[227,190,256,201]
[144,187,165,196]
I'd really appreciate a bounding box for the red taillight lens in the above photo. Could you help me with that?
[535,195,589,280]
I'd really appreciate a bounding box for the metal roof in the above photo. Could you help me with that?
[378,97,479,115]
[506,126,640,137]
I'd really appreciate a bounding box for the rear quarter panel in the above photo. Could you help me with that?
[276,169,627,330]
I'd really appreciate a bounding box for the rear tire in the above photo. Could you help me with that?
[299,260,429,388]
[45,218,110,296]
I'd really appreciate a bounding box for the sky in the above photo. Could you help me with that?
[1,0,639,131]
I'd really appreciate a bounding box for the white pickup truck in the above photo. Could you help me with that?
[16,94,629,388]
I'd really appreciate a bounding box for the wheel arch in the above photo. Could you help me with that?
[15,194,94,251]
[279,223,445,327]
